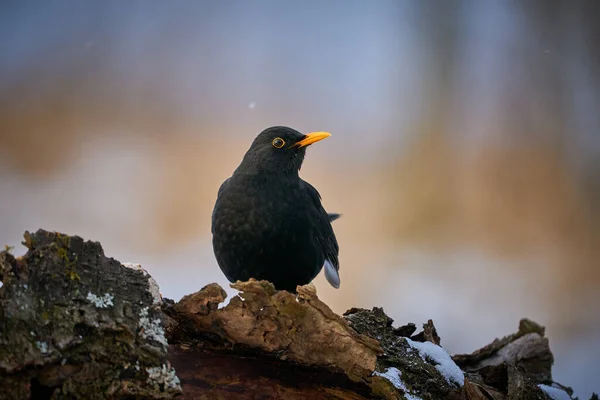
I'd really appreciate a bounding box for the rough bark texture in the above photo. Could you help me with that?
[0,230,596,400]
[172,280,382,381]
[0,230,180,399]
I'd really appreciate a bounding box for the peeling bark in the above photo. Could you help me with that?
[1,230,596,400]
[172,280,382,381]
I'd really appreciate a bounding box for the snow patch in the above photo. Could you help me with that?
[538,384,573,400]
[122,262,162,305]
[86,292,114,308]
[373,367,422,400]
[406,338,465,387]
[139,307,168,347]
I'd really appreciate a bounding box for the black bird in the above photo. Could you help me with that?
[211,126,340,292]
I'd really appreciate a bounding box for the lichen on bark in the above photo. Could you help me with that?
[0,230,180,399]
[1,230,595,400]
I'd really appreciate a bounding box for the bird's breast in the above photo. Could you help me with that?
[214,175,311,241]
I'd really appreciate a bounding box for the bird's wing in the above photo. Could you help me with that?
[211,177,231,234]
[301,180,341,288]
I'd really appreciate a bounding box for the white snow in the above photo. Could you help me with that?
[373,367,422,400]
[405,338,465,387]
[139,307,168,347]
[86,292,114,308]
[374,367,403,389]
[404,392,422,400]
[538,384,573,400]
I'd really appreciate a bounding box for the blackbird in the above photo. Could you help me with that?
[211,126,340,292]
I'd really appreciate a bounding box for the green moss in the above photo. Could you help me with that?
[22,231,34,249]
[56,246,68,260]
[52,236,80,281]
[68,270,81,281]
[3,230,178,400]
[55,232,71,249]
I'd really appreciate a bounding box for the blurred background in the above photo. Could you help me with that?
[1,0,598,397]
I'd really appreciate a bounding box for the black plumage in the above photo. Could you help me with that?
[211,126,340,292]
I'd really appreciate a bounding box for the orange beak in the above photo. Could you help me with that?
[292,132,331,148]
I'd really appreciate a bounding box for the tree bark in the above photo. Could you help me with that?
[0,230,594,400]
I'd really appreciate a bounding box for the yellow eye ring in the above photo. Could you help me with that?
[272,137,285,148]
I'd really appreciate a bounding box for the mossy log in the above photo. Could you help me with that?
[0,230,179,399]
[0,230,595,400]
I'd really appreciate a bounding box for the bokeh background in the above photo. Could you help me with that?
[1,0,598,397]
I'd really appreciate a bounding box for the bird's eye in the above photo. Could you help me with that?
[272,137,285,148]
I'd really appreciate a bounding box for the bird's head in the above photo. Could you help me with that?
[238,126,331,174]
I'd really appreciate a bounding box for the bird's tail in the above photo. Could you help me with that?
[328,213,341,222]
[324,259,340,289]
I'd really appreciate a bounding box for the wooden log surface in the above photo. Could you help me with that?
[0,230,594,400]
